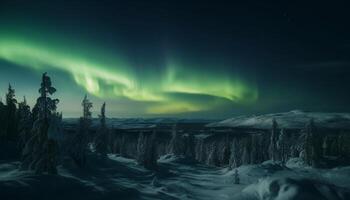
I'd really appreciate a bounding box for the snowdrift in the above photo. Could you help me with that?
[236,177,350,200]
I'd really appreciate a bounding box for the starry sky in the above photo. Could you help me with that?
[0,1,349,118]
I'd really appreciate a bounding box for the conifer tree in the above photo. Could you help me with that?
[169,124,183,155]
[94,102,109,157]
[137,131,158,170]
[184,133,195,159]
[5,84,18,140]
[269,118,279,161]
[17,96,33,149]
[21,73,60,174]
[229,138,242,169]
[221,134,231,166]
[208,142,219,166]
[69,95,92,167]
[234,169,240,184]
[277,129,289,165]
[242,138,251,164]
[0,99,6,140]
[304,118,321,167]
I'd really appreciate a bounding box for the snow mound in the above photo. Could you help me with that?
[236,177,350,200]
[207,110,350,129]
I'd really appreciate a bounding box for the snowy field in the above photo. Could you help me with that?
[0,154,349,200]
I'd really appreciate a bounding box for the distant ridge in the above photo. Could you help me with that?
[207,110,350,130]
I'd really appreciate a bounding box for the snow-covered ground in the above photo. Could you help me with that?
[0,154,349,200]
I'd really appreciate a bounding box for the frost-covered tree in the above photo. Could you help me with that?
[137,131,158,170]
[21,73,60,174]
[69,95,92,167]
[0,99,6,139]
[208,142,219,166]
[5,84,18,140]
[234,169,240,184]
[242,138,251,165]
[304,119,321,167]
[221,134,231,166]
[229,138,242,169]
[322,135,329,156]
[184,133,195,159]
[268,118,279,162]
[17,96,33,149]
[94,102,109,157]
[277,129,289,165]
[168,124,183,155]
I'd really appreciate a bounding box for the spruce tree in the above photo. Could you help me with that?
[5,84,18,140]
[0,99,6,140]
[277,129,288,165]
[184,133,195,159]
[137,131,158,170]
[234,169,240,184]
[21,73,60,174]
[305,118,321,167]
[221,134,231,166]
[269,118,279,162]
[229,138,242,169]
[169,124,183,155]
[208,142,219,166]
[17,96,33,149]
[94,102,109,157]
[69,95,92,167]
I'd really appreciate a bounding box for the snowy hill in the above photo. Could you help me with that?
[207,110,350,130]
[63,118,215,130]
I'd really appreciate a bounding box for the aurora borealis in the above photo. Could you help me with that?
[0,34,257,115]
[0,1,349,118]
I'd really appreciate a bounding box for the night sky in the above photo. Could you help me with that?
[0,1,349,118]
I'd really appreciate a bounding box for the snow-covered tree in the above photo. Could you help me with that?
[69,95,92,167]
[94,102,109,157]
[221,134,231,166]
[242,138,251,165]
[168,124,183,155]
[208,142,219,166]
[268,118,279,162]
[21,73,60,174]
[277,129,289,165]
[184,133,195,159]
[0,99,6,139]
[304,118,321,167]
[322,135,329,156]
[234,169,240,184]
[17,96,32,149]
[137,131,158,170]
[229,138,242,169]
[5,84,18,140]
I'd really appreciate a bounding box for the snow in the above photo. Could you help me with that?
[63,118,214,130]
[207,110,350,129]
[1,155,349,200]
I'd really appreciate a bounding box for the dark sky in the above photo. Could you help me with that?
[0,0,349,118]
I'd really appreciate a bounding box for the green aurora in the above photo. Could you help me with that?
[0,34,258,115]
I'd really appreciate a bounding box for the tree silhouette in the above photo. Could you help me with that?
[21,73,60,174]
[17,96,33,149]
[94,102,109,157]
[5,84,18,140]
[69,95,93,167]
[269,118,279,162]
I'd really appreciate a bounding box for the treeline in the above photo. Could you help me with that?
[0,84,20,141]
[0,73,110,174]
